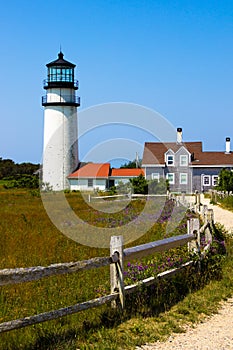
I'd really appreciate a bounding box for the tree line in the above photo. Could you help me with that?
[0,158,40,189]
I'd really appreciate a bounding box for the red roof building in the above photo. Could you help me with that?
[67,163,144,191]
[68,163,110,179]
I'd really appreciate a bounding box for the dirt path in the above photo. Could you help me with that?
[136,298,233,350]
[201,195,233,234]
[136,196,233,350]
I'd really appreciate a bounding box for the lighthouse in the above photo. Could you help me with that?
[42,52,80,190]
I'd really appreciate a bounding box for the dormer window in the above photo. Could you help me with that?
[180,155,188,166]
[166,155,174,166]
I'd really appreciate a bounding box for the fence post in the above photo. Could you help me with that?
[197,192,200,208]
[207,208,214,223]
[202,204,208,217]
[204,208,214,225]
[205,209,214,244]
[110,235,125,310]
[187,218,200,254]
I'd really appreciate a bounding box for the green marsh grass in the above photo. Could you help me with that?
[0,188,231,349]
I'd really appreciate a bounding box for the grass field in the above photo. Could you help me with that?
[0,187,232,349]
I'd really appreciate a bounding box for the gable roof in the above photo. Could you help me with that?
[142,142,202,165]
[68,163,110,178]
[142,142,233,166]
[110,168,144,177]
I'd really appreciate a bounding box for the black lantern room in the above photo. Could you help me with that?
[42,52,80,107]
[44,51,78,90]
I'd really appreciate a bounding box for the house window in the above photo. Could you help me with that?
[212,175,218,186]
[166,155,174,166]
[202,175,210,186]
[166,173,175,184]
[180,155,188,166]
[152,173,160,182]
[180,173,188,185]
[88,179,93,187]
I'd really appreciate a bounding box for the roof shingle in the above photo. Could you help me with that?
[142,142,233,166]
[110,168,144,177]
[68,163,110,178]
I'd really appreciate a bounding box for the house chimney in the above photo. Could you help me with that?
[177,127,182,143]
[225,137,231,153]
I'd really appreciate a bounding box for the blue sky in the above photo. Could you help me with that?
[0,0,232,165]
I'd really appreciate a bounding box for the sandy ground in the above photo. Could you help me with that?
[136,195,233,350]
[201,195,233,234]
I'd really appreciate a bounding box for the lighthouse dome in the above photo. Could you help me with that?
[46,51,76,68]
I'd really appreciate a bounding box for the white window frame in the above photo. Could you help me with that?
[180,173,188,185]
[151,173,160,182]
[180,155,188,166]
[212,175,218,186]
[202,175,210,186]
[166,154,174,166]
[166,173,175,184]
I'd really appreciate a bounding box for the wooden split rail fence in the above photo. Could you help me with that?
[0,201,214,333]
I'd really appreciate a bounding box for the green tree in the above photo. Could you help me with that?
[0,157,40,179]
[129,174,148,194]
[120,158,142,168]
[216,169,233,193]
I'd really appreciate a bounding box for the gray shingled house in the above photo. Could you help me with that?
[142,128,233,194]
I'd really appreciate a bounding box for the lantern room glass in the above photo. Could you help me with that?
[48,66,74,83]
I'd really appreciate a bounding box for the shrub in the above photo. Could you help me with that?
[130,174,148,194]
[3,174,39,189]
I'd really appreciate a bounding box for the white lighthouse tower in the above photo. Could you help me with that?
[42,52,80,190]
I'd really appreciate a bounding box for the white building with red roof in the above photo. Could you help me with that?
[68,163,110,191]
[68,163,144,191]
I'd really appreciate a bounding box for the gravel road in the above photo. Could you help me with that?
[136,195,233,350]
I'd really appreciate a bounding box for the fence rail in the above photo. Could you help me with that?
[124,233,195,260]
[0,198,215,334]
[89,193,167,202]
[0,255,119,286]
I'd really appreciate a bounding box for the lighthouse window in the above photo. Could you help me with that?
[57,68,62,80]
[48,67,73,82]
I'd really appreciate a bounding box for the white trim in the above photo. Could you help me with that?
[212,175,218,186]
[166,173,175,184]
[175,145,191,156]
[180,155,188,166]
[180,173,188,185]
[164,149,175,155]
[142,164,164,167]
[151,173,160,181]
[202,175,211,186]
[166,154,175,166]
